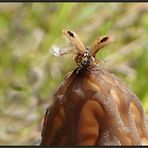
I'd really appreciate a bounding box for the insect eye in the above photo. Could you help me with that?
[67,31,75,38]
[100,36,108,43]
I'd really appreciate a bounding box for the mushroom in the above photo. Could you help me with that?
[40,30,148,146]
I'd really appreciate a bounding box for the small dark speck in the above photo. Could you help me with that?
[67,31,75,38]
[100,36,108,43]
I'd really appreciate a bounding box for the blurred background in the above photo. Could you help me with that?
[0,2,148,145]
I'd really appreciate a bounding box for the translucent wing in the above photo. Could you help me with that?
[52,45,73,57]
[90,35,114,56]
[63,30,85,55]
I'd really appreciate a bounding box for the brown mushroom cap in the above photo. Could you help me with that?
[40,65,148,146]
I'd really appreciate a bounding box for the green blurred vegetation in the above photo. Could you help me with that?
[0,3,148,145]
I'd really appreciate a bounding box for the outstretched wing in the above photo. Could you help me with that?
[90,35,114,56]
[52,45,73,57]
[63,30,85,55]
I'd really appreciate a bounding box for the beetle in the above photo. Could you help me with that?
[61,30,114,68]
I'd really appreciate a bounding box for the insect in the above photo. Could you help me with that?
[52,30,114,69]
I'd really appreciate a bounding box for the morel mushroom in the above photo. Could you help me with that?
[40,30,148,146]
